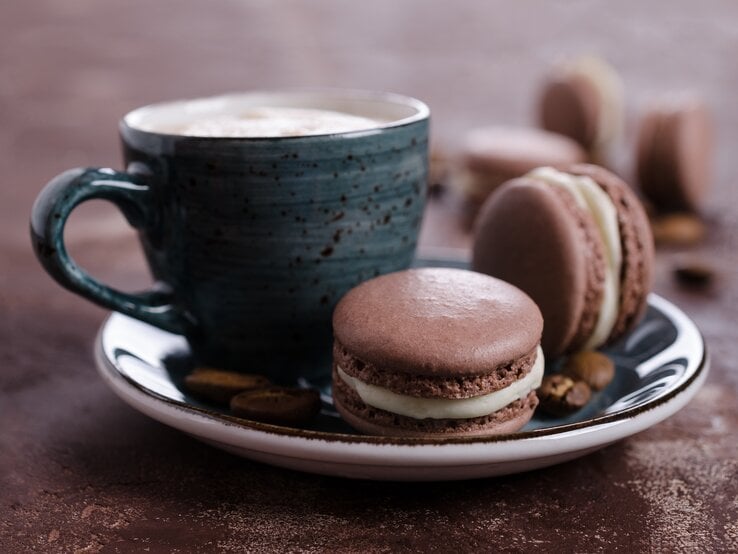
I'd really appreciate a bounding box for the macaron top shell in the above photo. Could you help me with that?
[332,268,543,376]
[461,126,587,177]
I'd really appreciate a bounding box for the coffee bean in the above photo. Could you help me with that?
[673,261,715,287]
[537,374,591,417]
[184,368,271,404]
[561,351,615,391]
[650,213,706,247]
[230,386,321,426]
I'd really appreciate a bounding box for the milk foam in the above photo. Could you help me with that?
[155,107,382,137]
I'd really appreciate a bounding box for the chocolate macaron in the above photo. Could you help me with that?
[538,56,624,159]
[473,164,654,358]
[636,94,713,213]
[456,126,587,205]
[332,268,544,438]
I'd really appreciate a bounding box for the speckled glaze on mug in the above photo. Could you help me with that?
[31,90,429,383]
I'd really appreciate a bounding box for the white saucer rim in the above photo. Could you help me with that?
[94,293,708,468]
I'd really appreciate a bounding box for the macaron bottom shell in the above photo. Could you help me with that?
[332,372,539,438]
[331,344,544,438]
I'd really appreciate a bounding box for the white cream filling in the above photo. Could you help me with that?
[528,167,622,349]
[337,347,544,420]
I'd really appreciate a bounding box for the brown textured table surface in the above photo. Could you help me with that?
[2,1,737,552]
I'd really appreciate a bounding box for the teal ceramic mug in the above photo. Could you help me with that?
[31,90,429,383]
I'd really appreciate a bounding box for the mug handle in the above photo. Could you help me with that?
[30,167,192,334]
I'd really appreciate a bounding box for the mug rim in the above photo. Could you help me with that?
[120,88,430,141]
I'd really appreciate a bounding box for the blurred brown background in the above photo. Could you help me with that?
[2,1,737,551]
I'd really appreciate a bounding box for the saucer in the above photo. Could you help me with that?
[95,293,707,481]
